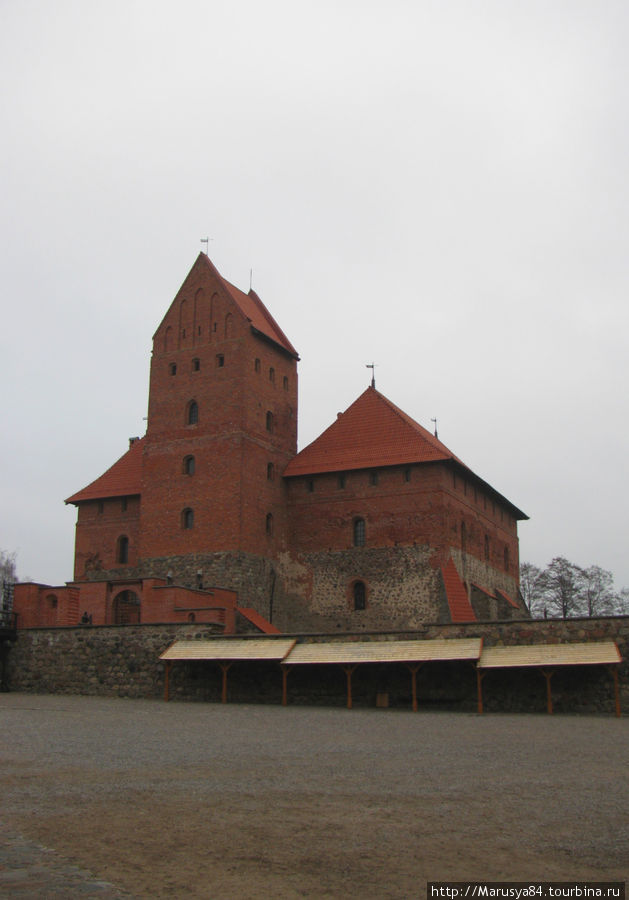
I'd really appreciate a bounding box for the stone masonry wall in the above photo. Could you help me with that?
[4,616,628,714]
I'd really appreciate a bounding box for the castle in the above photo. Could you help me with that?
[14,253,528,632]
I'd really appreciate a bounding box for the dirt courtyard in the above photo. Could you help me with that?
[0,694,627,898]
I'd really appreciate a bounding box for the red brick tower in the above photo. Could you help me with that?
[139,253,299,603]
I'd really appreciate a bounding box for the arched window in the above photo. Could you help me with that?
[266,411,274,433]
[117,535,129,564]
[191,358,200,371]
[255,358,261,373]
[353,581,366,611]
[182,508,194,529]
[353,518,366,547]
[183,455,195,475]
[266,513,274,536]
[283,376,289,391]
[269,367,275,383]
[267,462,275,481]
[187,401,199,425]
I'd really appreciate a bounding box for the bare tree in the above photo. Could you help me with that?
[539,556,584,619]
[615,587,629,615]
[580,565,616,617]
[519,562,545,616]
[1,550,17,618]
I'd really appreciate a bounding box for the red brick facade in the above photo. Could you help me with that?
[14,253,528,631]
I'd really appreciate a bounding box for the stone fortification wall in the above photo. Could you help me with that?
[4,616,628,714]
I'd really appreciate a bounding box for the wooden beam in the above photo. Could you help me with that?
[406,664,422,712]
[217,661,232,703]
[476,667,485,714]
[281,664,291,707]
[342,665,358,709]
[609,666,621,718]
[541,668,554,714]
[164,660,172,703]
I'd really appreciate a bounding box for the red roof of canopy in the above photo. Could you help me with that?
[65,437,145,504]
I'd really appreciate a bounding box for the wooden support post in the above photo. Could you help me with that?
[164,660,171,703]
[476,668,485,714]
[406,664,422,712]
[281,664,291,707]
[609,666,621,718]
[218,662,232,703]
[343,665,357,709]
[541,668,554,714]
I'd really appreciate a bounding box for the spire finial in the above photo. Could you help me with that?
[366,362,377,388]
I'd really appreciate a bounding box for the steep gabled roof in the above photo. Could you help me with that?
[158,254,299,359]
[284,386,463,476]
[284,386,527,519]
[65,437,145,504]
[221,278,299,360]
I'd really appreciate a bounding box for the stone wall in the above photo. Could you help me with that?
[4,615,628,714]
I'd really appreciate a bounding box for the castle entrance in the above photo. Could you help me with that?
[112,590,141,625]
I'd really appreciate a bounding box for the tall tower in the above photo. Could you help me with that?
[139,253,299,606]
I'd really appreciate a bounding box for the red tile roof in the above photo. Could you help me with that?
[284,387,464,477]
[496,588,520,610]
[441,558,476,623]
[236,607,282,634]
[202,255,299,359]
[65,437,145,504]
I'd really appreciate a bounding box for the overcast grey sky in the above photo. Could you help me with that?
[2,0,628,590]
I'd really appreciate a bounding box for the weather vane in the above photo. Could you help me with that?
[431,417,438,439]
[200,237,212,254]
[366,362,377,388]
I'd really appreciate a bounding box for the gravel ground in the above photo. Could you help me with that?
[0,693,627,899]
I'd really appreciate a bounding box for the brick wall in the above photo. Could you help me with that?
[73,495,141,580]
[141,253,298,564]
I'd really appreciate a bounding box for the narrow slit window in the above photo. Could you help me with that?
[353,518,365,547]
